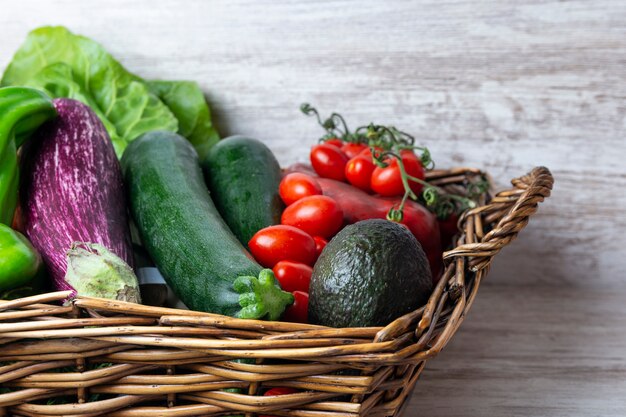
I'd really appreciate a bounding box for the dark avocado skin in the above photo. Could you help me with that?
[309,219,433,328]
[201,135,284,247]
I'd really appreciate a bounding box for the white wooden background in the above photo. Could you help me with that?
[2,1,625,415]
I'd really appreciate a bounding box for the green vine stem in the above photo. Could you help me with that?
[373,149,482,220]
[301,103,486,221]
[300,103,359,143]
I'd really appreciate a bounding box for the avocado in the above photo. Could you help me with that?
[309,219,433,328]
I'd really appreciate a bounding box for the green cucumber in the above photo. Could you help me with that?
[201,135,284,246]
[121,131,293,319]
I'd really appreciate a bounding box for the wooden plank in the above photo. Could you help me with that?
[0,1,623,288]
[488,169,626,288]
[405,285,626,416]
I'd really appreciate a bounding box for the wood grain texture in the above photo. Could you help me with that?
[406,285,626,417]
[1,0,624,288]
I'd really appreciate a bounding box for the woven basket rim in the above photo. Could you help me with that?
[0,166,554,356]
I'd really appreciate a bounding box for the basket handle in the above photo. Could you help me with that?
[442,166,554,271]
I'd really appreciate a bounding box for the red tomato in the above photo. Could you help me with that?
[281,195,344,239]
[310,144,349,181]
[260,388,299,417]
[263,387,299,396]
[248,226,317,268]
[282,291,309,323]
[357,146,382,158]
[345,155,376,192]
[279,173,322,206]
[341,143,368,159]
[398,149,420,160]
[370,152,425,197]
[313,236,327,258]
[272,261,312,293]
[324,138,344,148]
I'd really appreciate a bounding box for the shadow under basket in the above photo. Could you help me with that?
[0,166,554,417]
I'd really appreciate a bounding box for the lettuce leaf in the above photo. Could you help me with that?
[21,63,128,154]
[1,26,219,157]
[147,80,220,160]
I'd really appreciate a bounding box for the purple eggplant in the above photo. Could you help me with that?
[20,98,139,302]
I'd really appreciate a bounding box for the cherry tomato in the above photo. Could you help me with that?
[263,387,299,396]
[272,261,312,293]
[341,143,368,159]
[310,144,349,181]
[248,225,317,268]
[260,388,299,417]
[400,149,421,161]
[282,291,309,323]
[345,155,376,192]
[357,146,382,158]
[313,236,327,258]
[279,173,322,206]
[324,138,344,148]
[281,195,343,239]
[370,152,425,197]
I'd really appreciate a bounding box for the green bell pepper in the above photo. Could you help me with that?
[0,223,42,293]
[0,87,56,295]
[0,86,57,225]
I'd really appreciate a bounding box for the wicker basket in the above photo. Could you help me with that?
[0,166,553,417]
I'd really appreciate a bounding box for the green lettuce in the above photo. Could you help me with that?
[147,80,220,160]
[1,26,219,158]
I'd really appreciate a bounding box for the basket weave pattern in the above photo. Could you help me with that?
[0,166,553,417]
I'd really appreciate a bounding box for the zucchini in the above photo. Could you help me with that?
[201,135,283,246]
[121,131,293,319]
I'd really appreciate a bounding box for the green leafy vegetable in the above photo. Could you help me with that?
[1,26,219,157]
[19,63,130,154]
[147,81,220,160]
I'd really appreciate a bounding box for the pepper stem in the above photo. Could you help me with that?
[234,269,295,321]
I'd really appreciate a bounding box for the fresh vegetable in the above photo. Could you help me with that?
[272,261,312,293]
[323,138,344,148]
[301,104,458,223]
[370,150,426,197]
[263,388,299,396]
[202,136,283,246]
[345,152,376,192]
[0,223,42,294]
[282,291,309,323]
[2,26,219,157]
[309,219,432,327]
[65,242,140,303]
[313,236,327,259]
[341,142,368,158]
[122,131,293,318]
[0,86,56,225]
[286,169,442,279]
[309,143,349,181]
[260,388,300,417]
[279,173,322,206]
[20,98,138,299]
[248,225,317,268]
[281,195,343,239]
[146,80,220,160]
